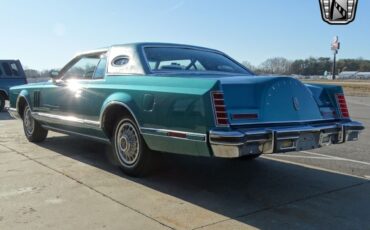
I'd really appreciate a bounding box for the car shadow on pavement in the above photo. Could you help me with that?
[36,135,370,229]
[0,110,14,121]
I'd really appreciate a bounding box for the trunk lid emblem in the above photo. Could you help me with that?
[293,97,300,111]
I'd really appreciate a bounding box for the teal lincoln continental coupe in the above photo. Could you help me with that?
[8,43,364,176]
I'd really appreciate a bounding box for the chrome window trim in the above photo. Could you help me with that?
[111,55,130,67]
[140,44,254,75]
[74,48,109,59]
[92,55,108,80]
[59,51,108,81]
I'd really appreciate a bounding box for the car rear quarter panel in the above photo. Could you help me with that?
[89,75,219,156]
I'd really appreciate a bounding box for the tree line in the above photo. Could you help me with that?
[242,57,370,76]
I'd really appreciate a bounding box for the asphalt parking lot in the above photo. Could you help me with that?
[0,96,369,230]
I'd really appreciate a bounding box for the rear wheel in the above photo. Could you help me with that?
[23,105,48,142]
[112,116,154,177]
[0,94,5,111]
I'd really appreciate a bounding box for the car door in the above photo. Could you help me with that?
[39,54,103,129]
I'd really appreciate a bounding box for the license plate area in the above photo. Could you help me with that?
[274,131,321,152]
[296,132,320,151]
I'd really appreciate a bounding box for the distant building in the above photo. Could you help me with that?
[338,71,370,79]
[355,72,370,79]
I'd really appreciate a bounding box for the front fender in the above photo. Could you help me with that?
[16,89,32,111]
[0,88,9,97]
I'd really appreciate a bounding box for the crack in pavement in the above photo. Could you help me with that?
[0,143,174,230]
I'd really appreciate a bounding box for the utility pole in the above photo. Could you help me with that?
[331,36,340,80]
[332,51,337,80]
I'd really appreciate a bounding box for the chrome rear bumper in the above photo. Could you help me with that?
[209,121,364,158]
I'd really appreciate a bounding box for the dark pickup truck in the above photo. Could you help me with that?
[0,60,27,111]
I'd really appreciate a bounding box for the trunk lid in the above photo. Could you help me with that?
[219,76,331,126]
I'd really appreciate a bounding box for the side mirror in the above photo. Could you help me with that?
[49,70,60,79]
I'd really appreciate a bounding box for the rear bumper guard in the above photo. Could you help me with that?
[209,121,364,158]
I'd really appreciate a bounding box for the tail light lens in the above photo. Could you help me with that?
[211,91,229,126]
[336,94,350,118]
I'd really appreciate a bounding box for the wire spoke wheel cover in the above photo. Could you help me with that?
[115,120,140,165]
[24,107,35,135]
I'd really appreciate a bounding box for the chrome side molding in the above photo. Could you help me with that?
[42,125,110,143]
[141,127,206,142]
[32,112,100,128]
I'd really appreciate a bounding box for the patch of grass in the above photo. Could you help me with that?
[303,80,370,97]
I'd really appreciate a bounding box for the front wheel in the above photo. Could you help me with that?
[112,116,154,177]
[23,106,48,142]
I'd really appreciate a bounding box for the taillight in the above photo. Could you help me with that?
[336,94,350,118]
[211,91,229,126]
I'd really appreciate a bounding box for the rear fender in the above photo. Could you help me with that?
[99,92,140,127]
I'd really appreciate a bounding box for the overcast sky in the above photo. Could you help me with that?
[0,0,369,70]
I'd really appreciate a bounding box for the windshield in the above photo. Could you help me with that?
[144,47,253,75]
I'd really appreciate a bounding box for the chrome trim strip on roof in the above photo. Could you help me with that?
[140,44,253,75]
[74,48,109,58]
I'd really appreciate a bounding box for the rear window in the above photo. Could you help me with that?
[144,47,252,75]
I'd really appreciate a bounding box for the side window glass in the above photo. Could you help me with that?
[63,57,100,80]
[0,65,3,76]
[93,58,107,79]
[2,63,12,76]
[10,63,19,76]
